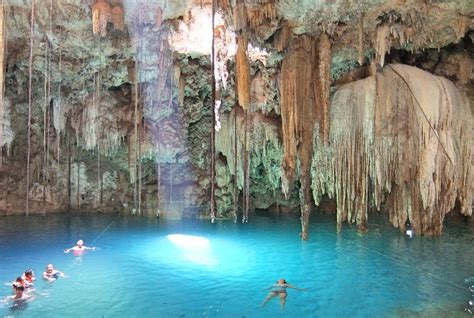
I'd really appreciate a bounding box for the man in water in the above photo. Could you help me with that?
[42,264,66,282]
[64,240,96,255]
[2,282,34,311]
[261,278,306,309]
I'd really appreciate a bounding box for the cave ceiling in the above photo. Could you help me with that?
[3,0,473,100]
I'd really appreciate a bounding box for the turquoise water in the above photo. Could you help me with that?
[0,213,472,317]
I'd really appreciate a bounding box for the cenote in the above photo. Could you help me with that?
[1,213,473,317]
[0,1,473,317]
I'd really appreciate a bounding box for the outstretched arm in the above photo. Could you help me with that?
[57,271,67,278]
[64,247,73,253]
[286,284,307,291]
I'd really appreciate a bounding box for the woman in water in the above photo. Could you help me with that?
[261,278,306,309]
[64,240,96,255]
[42,264,66,282]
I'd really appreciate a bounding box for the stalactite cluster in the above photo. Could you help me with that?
[312,64,473,235]
[0,0,471,230]
[230,0,276,36]
[215,107,282,212]
[246,2,277,29]
[372,5,445,68]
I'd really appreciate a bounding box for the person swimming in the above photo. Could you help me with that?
[64,239,96,255]
[42,264,66,282]
[261,278,306,309]
[11,277,26,291]
[21,269,35,288]
[405,220,414,238]
[3,282,34,311]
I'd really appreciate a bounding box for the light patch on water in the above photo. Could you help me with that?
[167,234,216,266]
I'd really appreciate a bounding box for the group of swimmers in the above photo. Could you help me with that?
[3,239,305,311]
[2,240,96,310]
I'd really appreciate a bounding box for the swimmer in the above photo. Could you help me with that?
[405,220,414,238]
[64,240,96,255]
[11,277,26,291]
[21,269,36,288]
[2,283,34,310]
[42,264,66,282]
[261,278,306,310]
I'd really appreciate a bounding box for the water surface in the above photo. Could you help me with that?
[0,213,472,317]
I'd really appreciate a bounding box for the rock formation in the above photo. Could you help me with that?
[0,0,472,238]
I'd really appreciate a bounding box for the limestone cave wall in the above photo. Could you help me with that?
[0,0,472,238]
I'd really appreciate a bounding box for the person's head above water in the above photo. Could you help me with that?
[46,264,54,272]
[13,283,24,293]
[277,279,287,284]
[76,240,84,247]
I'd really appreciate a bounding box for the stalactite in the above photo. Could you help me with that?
[111,5,124,32]
[233,0,247,32]
[233,106,238,222]
[77,161,80,210]
[43,45,48,178]
[281,35,325,240]
[67,131,71,210]
[156,128,161,217]
[458,54,470,85]
[26,0,35,215]
[210,0,217,223]
[92,0,111,37]
[138,123,143,215]
[42,42,49,208]
[358,15,364,65]
[375,23,391,67]
[241,117,247,223]
[169,167,173,202]
[0,0,5,169]
[133,68,139,212]
[217,0,229,10]
[242,111,249,223]
[57,38,62,162]
[156,6,163,30]
[97,144,102,205]
[319,32,331,145]
[455,14,470,40]
[236,33,250,110]
[47,0,52,169]
[274,23,291,53]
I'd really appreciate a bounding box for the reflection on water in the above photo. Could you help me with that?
[0,213,472,317]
